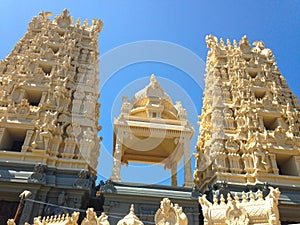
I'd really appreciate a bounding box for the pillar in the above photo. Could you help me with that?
[19,190,37,224]
[182,136,193,187]
[269,153,279,174]
[111,130,123,182]
[171,162,177,186]
[22,130,34,152]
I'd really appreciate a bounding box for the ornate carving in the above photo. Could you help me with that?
[226,201,249,225]
[91,19,104,33]
[117,204,144,225]
[32,211,79,225]
[28,163,46,183]
[73,169,91,189]
[98,180,117,194]
[195,35,300,190]
[0,9,102,175]
[54,9,73,28]
[121,96,132,115]
[81,208,98,225]
[98,213,110,225]
[15,99,31,116]
[175,101,187,120]
[154,198,188,225]
[131,74,172,107]
[6,219,16,225]
[199,187,281,225]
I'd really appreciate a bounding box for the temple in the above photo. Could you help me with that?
[0,10,102,224]
[1,9,300,225]
[194,35,300,223]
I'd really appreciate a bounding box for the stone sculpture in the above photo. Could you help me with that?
[154,198,188,225]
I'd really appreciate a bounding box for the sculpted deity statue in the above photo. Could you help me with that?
[154,198,188,225]
[81,208,98,225]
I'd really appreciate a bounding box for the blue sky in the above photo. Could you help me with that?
[0,1,299,185]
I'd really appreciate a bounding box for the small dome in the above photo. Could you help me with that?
[118,74,189,121]
[131,74,173,108]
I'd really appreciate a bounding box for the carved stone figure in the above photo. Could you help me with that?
[98,213,110,225]
[83,93,96,116]
[55,9,73,28]
[81,208,98,225]
[154,198,188,225]
[28,163,46,183]
[224,108,235,129]
[54,190,69,215]
[225,201,249,225]
[175,101,187,120]
[6,219,15,225]
[73,169,90,188]
[79,128,95,158]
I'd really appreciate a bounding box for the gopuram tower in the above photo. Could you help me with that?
[195,35,300,222]
[0,10,102,224]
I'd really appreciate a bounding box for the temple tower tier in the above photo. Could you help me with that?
[0,10,103,224]
[194,35,300,223]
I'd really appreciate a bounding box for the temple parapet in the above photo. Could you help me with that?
[7,198,188,225]
[199,186,281,225]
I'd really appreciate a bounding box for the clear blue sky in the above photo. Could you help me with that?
[0,1,299,186]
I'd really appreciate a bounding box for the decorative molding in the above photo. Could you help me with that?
[199,187,281,225]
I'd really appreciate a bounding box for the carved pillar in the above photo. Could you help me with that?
[50,135,62,156]
[182,136,193,187]
[258,115,265,131]
[171,162,177,186]
[62,137,77,158]
[0,127,6,148]
[19,191,37,224]
[214,151,228,172]
[294,156,300,176]
[18,89,26,102]
[36,191,48,217]
[269,153,279,174]
[39,92,47,105]
[22,130,34,152]
[242,152,254,174]
[111,130,123,182]
[228,153,242,173]
[79,129,94,162]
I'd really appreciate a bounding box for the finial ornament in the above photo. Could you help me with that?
[117,204,144,225]
[150,74,156,83]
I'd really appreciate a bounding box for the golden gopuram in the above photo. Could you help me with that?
[0,10,103,224]
[1,9,300,225]
[195,35,300,224]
